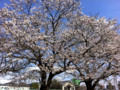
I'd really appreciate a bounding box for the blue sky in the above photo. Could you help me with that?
[0,0,120,21]
[81,0,120,21]
[0,0,10,8]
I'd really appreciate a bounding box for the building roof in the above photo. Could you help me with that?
[59,81,74,85]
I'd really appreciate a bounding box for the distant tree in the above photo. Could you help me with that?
[50,79,62,89]
[72,78,80,87]
[30,82,39,89]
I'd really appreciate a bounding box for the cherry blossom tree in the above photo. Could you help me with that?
[64,15,120,90]
[0,0,120,90]
[0,0,81,90]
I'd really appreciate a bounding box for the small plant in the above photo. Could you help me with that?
[30,83,39,89]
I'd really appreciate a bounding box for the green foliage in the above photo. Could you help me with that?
[72,78,80,86]
[30,83,39,89]
[50,79,62,89]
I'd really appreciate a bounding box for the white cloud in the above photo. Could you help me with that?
[54,72,73,81]
[55,76,63,81]
[0,77,11,84]
[26,66,40,72]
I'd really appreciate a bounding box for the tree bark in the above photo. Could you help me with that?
[40,80,53,90]
[40,72,54,90]
[86,85,95,90]
[40,85,49,90]
[40,71,47,90]
[85,80,95,90]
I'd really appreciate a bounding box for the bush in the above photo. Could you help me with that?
[50,79,62,89]
[30,83,39,89]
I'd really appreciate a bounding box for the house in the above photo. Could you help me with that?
[60,81,75,90]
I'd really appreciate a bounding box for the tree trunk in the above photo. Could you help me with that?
[40,85,49,90]
[40,84,51,90]
[86,85,95,90]
[40,71,48,90]
[85,80,95,90]
[40,80,53,90]
[40,72,54,90]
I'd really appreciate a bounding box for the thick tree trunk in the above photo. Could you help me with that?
[85,79,95,90]
[40,71,48,90]
[40,85,49,90]
[40,79,53,90]
[86,84,95,90]
[40,72,54,90]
